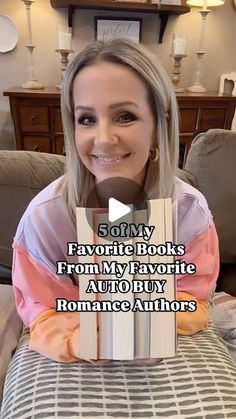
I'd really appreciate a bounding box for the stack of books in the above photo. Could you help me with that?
[76,198,177,360]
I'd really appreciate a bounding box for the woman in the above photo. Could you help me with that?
[12,38,219,363]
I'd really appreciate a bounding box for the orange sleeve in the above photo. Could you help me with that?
[29,309,80,363]
[176,291,208,335]
[29,309,107,365]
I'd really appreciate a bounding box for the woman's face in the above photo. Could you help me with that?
[73,61,156,186]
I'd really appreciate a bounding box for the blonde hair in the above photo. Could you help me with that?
[60,38,179,224]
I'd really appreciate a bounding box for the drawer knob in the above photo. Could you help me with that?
[31,115,39,123]
[33,145,41,152]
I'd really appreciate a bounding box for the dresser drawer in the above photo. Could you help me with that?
[179,109,198,133]
[199,108,227,131]
[53,107,63,132]
[22,136,52,153]
[19,106,49,132]
[55,136,65,155]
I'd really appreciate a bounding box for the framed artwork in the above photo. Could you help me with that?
[94,17,142,43]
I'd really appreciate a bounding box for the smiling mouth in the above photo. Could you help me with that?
[91,153,131,163]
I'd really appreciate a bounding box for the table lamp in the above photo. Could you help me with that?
[21,0,44,89]
[186,0,224,93]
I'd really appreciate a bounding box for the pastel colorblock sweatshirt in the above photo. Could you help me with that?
[12,176,219,362]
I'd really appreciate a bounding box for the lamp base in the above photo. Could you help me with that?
[22,80,44,90]
[174,87,185,93]
[187,84,206,93]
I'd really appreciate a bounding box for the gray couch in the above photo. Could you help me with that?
[0,150,65,283]
[185,129,236,296]
[0,151,65,401]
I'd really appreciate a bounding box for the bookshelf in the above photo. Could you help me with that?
[49,0,190,43]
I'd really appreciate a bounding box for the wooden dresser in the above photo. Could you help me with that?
[4,88,64,155]
[3,87,236,167]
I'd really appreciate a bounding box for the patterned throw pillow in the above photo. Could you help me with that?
[1,324,236,418]
[0,285,22,404]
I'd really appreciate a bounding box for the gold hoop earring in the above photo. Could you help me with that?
[149,149,159,162]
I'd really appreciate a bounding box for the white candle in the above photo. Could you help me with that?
[171,33,187,56]
[58,29,72,50]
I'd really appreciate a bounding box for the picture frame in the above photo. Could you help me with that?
[94,17,142,43]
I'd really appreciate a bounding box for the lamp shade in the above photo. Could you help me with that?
[187,0,224,6]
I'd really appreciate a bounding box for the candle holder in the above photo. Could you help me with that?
[55,49,74,90]
[186,1,224,93]
[187,9,210,92]
[21,0,44,89]
[170,54,187,93]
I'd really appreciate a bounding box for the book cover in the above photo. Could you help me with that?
[133,209,150,359]
[111,209,134,360]
[93,211,113,360]
[148,198,177,358]
[162,198,177,356]
[76,207,98,360]
[76,198,176,361]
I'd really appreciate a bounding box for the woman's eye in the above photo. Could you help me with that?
[117,112,137,123]
[77,112,137,125]
[78,115,96,126]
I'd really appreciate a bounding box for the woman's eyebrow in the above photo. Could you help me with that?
[74,102,139,112]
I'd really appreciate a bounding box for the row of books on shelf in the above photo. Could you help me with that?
[76,198,177,361]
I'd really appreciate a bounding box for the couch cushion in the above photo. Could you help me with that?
[216,263,236,296]
[0,151,65,268]
[176,168,198,188]
[1,323,236,418]
[0,284,22,404]
[185,129,236,264]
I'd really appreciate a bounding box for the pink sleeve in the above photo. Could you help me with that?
[12,244,79,326]
[12,246,108,364]
[177,220,219,301]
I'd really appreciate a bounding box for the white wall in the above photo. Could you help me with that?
[0,0,236,149]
